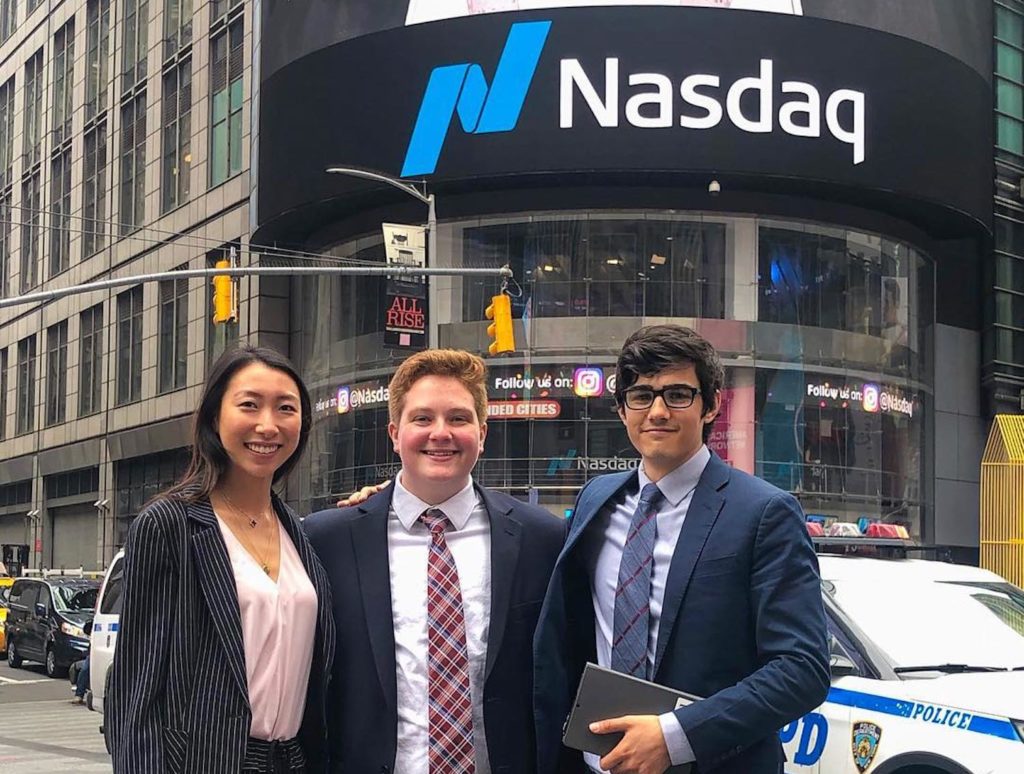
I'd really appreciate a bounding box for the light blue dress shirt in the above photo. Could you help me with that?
[580,445,711,771]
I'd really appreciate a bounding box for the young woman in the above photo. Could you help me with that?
[106,346,335,773]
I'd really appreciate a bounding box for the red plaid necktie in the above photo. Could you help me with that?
[420,508,475,773]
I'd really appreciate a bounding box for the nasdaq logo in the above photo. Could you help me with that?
[401,20,552,177]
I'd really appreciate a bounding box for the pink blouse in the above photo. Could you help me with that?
[216,516,318,741]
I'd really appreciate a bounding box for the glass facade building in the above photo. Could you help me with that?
[294,213,934,539]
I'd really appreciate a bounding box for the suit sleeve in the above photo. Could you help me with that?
[303,513,347,773]
[106,510,177,773]
[671,492,831,768]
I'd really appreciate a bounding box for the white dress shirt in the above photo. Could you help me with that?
[389,473,492,774]
[580,445,711,772]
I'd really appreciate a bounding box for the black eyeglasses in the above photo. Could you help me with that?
[621,384,700,410]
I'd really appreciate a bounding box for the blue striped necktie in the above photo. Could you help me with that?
[611,482,663,680]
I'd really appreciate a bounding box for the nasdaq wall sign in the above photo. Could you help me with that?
[402,20,866,178]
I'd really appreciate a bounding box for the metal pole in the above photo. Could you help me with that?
[427,193,439,349]
[0,264,512,311]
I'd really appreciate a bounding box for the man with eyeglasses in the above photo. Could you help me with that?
[534,325,829,774]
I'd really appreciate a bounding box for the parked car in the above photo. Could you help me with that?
[5,576,99,678]
[0,579,11,657]
[782,540,1024,773]
[89,550,124,713]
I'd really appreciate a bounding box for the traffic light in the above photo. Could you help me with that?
[212,259,236,324]
[485,294,515,355]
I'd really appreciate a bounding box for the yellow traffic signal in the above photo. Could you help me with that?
[212,259,236,324]
[485,294,515,355]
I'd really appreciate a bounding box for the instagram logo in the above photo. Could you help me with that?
[337,386,351,414]
[862,383,880,413]
[573,367,605,398]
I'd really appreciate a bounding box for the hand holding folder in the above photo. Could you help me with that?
[562,663,700,773]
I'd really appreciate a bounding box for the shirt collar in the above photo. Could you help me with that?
[392,473,478,532]
[638,445,711,507]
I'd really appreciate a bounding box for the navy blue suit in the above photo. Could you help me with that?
[534,453,830,773]
[305,483,565,774]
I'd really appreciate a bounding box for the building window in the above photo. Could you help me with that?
[53,21,76,147]
[0,347,7,440]
[27,0,41,12]
[45,321,68,426]
[23,50,43,169]
[114,448,189,545]
[209,15,244,186]
[15,335,36,435]
[119,94,147,234]
[50,150,73,277]
[121,0,148,88]
[116,285,143,405]
[163,0,192,59]
[50,23,73,275]
[0,192,9,298]
[0,76,13,190]
[996,6,1024,160]
[86,0,111,121]
[0,479,31,506]
[207,244,239,366]
[0,77,11,299]
[79,304,104,417]
[45,467,99,500]
[158,268,188,393]
[161,60,191,212]
[0,0,14,43]
[20,172,40,292]
[211,0,241,21]
[83,123,108,256]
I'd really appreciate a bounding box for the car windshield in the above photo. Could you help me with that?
[828,579,1024,672]
[53,586,98,613]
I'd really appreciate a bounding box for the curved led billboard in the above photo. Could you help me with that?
[256,5,990,240]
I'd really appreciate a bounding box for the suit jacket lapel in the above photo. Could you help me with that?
[653,454,730,676]
[350,487,398,712]
[561,470,636,560]
[187,499,250,704]
[477,486,521,681]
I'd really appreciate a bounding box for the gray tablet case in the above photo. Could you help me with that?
[562,662,700,773]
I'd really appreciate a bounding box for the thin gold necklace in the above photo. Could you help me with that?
[218,493,276,575]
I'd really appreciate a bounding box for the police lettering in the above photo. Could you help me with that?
[911,703,972,729]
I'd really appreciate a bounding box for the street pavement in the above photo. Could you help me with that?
[0,659,112,773]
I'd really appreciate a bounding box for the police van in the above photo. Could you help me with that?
[782,537,1024,774]
[88,549,124,713]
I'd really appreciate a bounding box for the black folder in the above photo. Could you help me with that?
[562,662,700,773]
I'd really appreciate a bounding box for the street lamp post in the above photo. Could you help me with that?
[326,166,438,345]
[324,166,437,271]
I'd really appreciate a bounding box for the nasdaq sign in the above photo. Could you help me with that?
[402,19,865,178]
[401,20,551,176]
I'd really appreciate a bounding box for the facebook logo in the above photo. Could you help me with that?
[401,20,552,177]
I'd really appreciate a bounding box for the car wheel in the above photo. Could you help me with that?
[45,646,67,679]
[8,638,22,668]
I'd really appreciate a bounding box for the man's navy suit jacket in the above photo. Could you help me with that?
[305,483,565,774]
[533,452,830,774]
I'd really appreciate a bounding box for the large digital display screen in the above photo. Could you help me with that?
[257,5,990,240]
[261,0,990,83]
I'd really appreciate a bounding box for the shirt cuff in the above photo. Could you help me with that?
[658,712,696,766]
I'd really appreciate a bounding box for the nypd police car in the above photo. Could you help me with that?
[781,541,1024,773]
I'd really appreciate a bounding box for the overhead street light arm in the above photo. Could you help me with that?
[325,166,431,205]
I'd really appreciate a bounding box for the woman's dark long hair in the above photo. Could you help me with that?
[165,345,312,502]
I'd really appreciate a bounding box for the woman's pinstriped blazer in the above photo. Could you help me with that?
[105,488,336,773]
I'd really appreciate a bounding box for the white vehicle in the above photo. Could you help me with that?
[782,543,1024,774]
[89,549,124,714]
